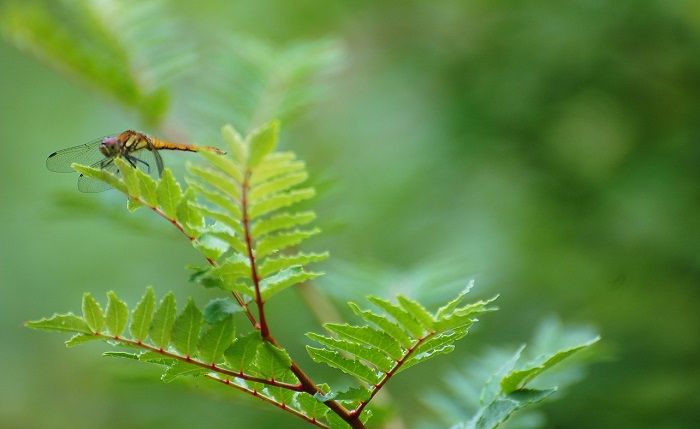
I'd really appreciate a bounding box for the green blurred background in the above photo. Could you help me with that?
[1,1,699,428]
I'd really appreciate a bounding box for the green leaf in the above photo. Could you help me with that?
[72,164,127,193]
[500,337,600,393]
[197,147,244,184]
[296,392,329,421]
[130,286,156,342]
[471,389,556,429]
[156,168,182,219]
[203,298,243,324]
[314,386,372,403]
[348,302,413,348]
[198,315,235,365]
[260,266,321,301]
[324,324,404,361]
[223,124,247,164]
[135,167,159,206]
[250,155,305,185]
[162,361,210,383]
[255,342,294,380]
[255,228,320,259]
[258,251,328,278]
[306,346,381,385]
[103,351,140,360]
[149,292,177,350]
[307,332,394,373]
[398,330,468,373]
[114,157,140,198]
[251,211,316,238]
[203,222,247,254]
[434,297,498,332]
[367,296,424,339]
[397,295,435,331]
[224,331,263,373]
[105,291,129,337]
[171,298,203,358]
[82,292,105,333]
[436,281,473,320]
[192,203,244,236]
[25,313,90,334]
[177,187,205,237]
[193,231,232,261]
[248,188,316,220]
[211,254,252,284]
[249,171,308,202]
[187,164,241,201]
[65,333,103,347]
[247,120,279,167]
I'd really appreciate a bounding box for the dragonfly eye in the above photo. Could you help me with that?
[100,137,120,156]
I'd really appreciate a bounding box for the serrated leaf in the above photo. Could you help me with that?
[72,164,127,193]
[138,351,175,365]
[65,333,103,346]
[251,211,316,238]
[471,389,556,429]
[255,342,294,380]
[296,392,329,421]
[198,147,244,183]
[258,251,328,278]
[82,293,105,333]
[156,169,182,219]
[326,412,353,429]
[103,351,140,360]
[114,157,140,197]
[249,171,308,202]
[247,120,279,167]
[135,167,158,206]
[171,298,203,358]
[314,386,372,403]
[211,254,251,284]
[255,228,320,259]
[186,178,242,220]
[398,330,468,374]
[325,324,404,361]
[307,332,394,373]
[197,315,235,365]
[177,187,205,237]
[224,331,263,373]
[130,286,156,342]
[192,203,244,236]
[436,281,474,320]
[348,302,413,348]
[223,124,247,164]
[260,267,320,301]
[193,232,231,261]
[306,346,380,385]
[149,292,177,350]
[248,188,316,220]
[397,295,434,331]
[25,313,90,334]
[187,164,241,201]
[204,222,247,254]
[127,197,143,212]
[203,298,243,324]
[250,155,303,185]
[500,337,600,393]
[367,296,424,339]
[162,361,210,383]
[105,291,129,337]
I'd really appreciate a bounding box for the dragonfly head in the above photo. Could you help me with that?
[99,136,121,157]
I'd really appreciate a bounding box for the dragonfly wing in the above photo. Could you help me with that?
[46,139,106,173]
[126,147,164,180]
[76,158,118,193]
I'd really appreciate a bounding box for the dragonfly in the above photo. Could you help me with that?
[47,130,225,192]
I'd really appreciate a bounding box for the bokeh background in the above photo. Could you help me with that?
[1,1,699,428]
